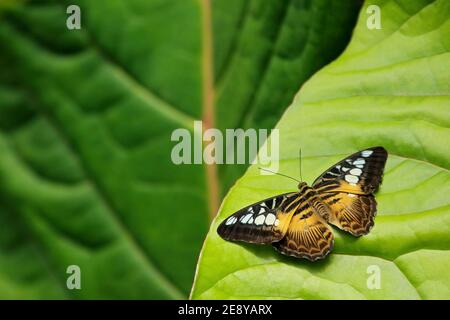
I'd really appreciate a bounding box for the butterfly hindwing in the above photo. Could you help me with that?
[272,190,334,261]
[321,192,376,236]
[312,146,387,194]
[217,192,300,244]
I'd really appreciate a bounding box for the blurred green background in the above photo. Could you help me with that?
[0,0,362,299]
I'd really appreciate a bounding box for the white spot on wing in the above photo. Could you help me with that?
[225,216,237,225]
[274,219,280,226]
[259,207,265,214]
[361,150,373,157]
[353,159,365,165]
[240,214,252,224]
[345,175,359,184]
[350,168,362,176]
[254,215,265,225]
[342,167,349,172]
[265,213,276,226]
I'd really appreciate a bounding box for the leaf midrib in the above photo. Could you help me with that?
[200,0,220,218]
[85,0,221,219]
[4,0,230,296]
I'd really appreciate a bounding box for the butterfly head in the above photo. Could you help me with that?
[297,181,308,190]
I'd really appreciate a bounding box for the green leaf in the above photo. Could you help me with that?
[191,0,450,300]
[214,0,361,194]
[0,1,359,298]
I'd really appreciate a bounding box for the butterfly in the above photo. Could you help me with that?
[217,146,388,261]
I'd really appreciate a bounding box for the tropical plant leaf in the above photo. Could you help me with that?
[191,0,450,300]
[214,0,360,193]
[0,0,359,298]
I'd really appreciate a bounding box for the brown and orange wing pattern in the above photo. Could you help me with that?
[313,146,387,236]
[272,186,334,261]
[217,192,300,244]
[218,147,387,260]
[320,192,377,236]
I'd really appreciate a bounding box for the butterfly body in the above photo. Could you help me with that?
[217,147,388,261]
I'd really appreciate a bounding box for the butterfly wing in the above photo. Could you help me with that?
[320,192,376,236]
[313,146,388,236]
[313,146,387,194]
[272,194,334,261]
[217,192,301,244]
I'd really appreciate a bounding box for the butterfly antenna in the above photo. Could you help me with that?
[299,148,303,181]
[258,167,300,183]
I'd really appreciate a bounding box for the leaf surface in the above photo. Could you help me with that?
[191,0,450,300]
[0,0,358,298]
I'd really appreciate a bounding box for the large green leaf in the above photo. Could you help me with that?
[214,0,360,193]
[0,1,359,298]
[191,0,450,300]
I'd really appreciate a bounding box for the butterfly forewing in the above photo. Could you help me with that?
[313,146,387,194]
[217,192,300,244]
